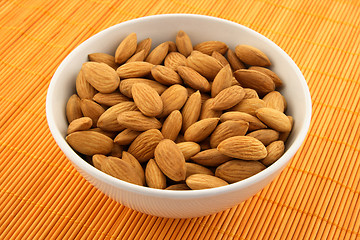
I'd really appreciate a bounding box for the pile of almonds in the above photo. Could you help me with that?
[65,30,293,190]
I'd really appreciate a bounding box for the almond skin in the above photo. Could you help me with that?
[256,107,292,132]
[93,92,130,106]
[88,53,119,69]
[191,149,232,167]
[80,99,105,127]
[117,111,162,131]
[67,117,92,134]
[131,83,164,117]
[114,129,141,145]
[161,110,182,141]
[211,51,230,67]
[115,32,137,64]
[210,120,249,148]
[227,49,245,71]
[211,64,233,98]
[159,84,188,118]
[146,42,169,65]
[122,151,145,186]
[234,69,275,96]
[82,62,120,93]
[126,50,146,63]
[261,140,285,166]
[230,98,266,116]
[145,159,167,189]
[181,90,202,132]
[164,52,187,71]
[177,66,211,92]
[110,143,123,158]
[249,66,282,88]
[279,116,293,142]
[262,91,286,112]
[186,51,223,80]
[151,65,182,86]
[243,88,259,99]
[247,129,280,146]
[135,38,152,57]
[92,154,107,170]
[165,184,191,190]
[217,136,267,160]
[211,85,245,111]
[200,98,222,120]
[176,30,193,57]
[185,162,214,178]
[193,41,228,55]
[184,118,219,142]
[186,174,228,190]
[220,111,267,131]
[116,61,154,79]
[66,130,114,156]
[215,160,266,183]
[177,141,201,160]
[119,78,167,98]
[66,94,83,123]
[235,45,271,67]
[76,69,97,99]
[154,139,186,181]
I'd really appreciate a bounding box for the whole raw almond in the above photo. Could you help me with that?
[177,141,201,160]
[76,69,97,99]
[126,50,146,63]
[122,151,145,186]
[115,32,137,64]
[114,128,141,145]
[145,159,167,189]
[176,30,193,57]
[215,160,266,183]
[185,162,214,178]
[165,184,190,190]
[102,156,144,186]
[117,111,162,131]
[262,91,286,112]
[217,136,267,160]
[135,38,152,57]
[249,66,283,87]
[159,84,188,118]
[67,117,92,134]
[97,101,138,131]
[116,61,154,78]
[66,130,114,156]
[119,78,167,98]
[166,41,177,52]
[181,91,202,132]
[235,45,271,67]
[82,62,120,93]
[243,88,259,99]
[146,42,169,65]
[200,98,222,120]
[210,120,249,148]
[132,83,163,117]
[186,174,228,190]
[88,53,119,69]
[93,91,130,106]
[279,116,293,142]
[66,94,83,123]
[89,128,117,139]
[128,129,164,163]
[194,41,228,55]
[212,51,230,67]
[80,99,105,127]
[164,52,187,71]
[151,65,182,85]
[261,140,285,166]
[191,149,232,167]
[92,154,107,170]
[211,64,233,97]
[220,111,267,131]
[230,98,266,116]
[246,129,280,146]
[227,49,245,71]
[154,139,186,181]
[184,118,219,142]
[256,107,292,132]
[234,69,275,96]
[211,85,245,110]
[186,51,223,79]
[161,110,182,141]
[177,66,211,92]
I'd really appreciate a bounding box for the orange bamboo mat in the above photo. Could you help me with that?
[1,0,360,239]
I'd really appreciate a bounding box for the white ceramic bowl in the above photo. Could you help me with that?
[46,14,311,218]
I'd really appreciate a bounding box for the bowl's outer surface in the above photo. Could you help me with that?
[46,14,311,218]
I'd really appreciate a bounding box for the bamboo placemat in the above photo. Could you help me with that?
[1,0,360,239]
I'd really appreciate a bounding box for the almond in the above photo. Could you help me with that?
[246,129,280,146]
[165,184,190,190]
[217,136,267,160]
[126,50,146,63]
[119,78,167,98]
[114,129,141,145]
[92,91,130,106]
[128,129,164,163]
[115,32,137,64]
[161,110,182,141]
[233,69,275,96]
[186,174,228,190]
[211,51,230,67]
[227,49,245,71]
[66,130,114,156]
[249,66,282,87]
[220,111,267,131]
[186,51,223,79]
[82,62,120,93]
[166,41,177,52]
[117,111,162,131]
[243,88,259,99]
[230,98,266,116]
[262,91,286,112]
[135,38,152,57]
[177,66,211,92]
[191,149,232,167]
[176,30,193,57]
[199,138,212,150]
[145,42,169,65]
[116,61,154,79]
[89,128,117,139]
[92,154,107,170]
[80,99,105,127]
[177,141,201,160]
[88,53,119,69]
[159,84,188,118]
[261,140,285,166]
[256,107,292,132]
[76,69,97,99]
[151,65,182,85]
[181,90,202,132]
[67,117,92,134]
[211,64,233,97]
[97,101,138,131]
[66,94,83,123]
[185,162,214,178]
[200,98,222,120]
[164,52,187,71]
[210,120,249,148]
[122,151,145,185]
[211,85,245,110]
[279,116,293,142]
[131,83,163,117]
[154,139,186,181]
[145,159,167,189]
[193,41,228,55]
[235,45,271,66]
[184,118,219,142]
[215,160,266,183]
[102,156,143,185]
[110,143,123,158]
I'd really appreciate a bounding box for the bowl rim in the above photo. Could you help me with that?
[46,13,312,199]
